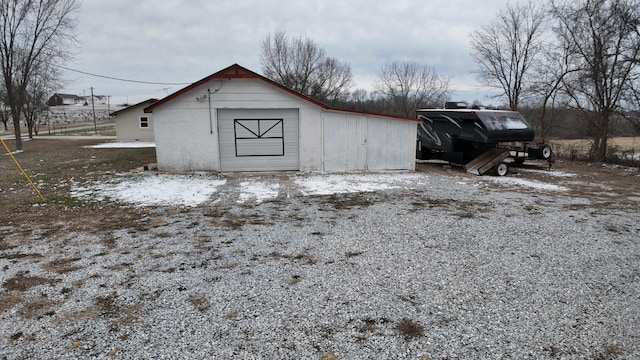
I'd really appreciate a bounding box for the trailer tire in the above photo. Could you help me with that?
[420,146,433,160]
[493,162,509,176]
[537,144,553,160]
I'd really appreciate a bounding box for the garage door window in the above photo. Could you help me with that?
[234,119,284,156]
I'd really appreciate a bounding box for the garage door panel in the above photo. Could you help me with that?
[218,109,299,171]
[236,138,284,156]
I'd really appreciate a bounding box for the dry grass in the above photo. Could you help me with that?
[396,318,425,340]
[550,137,640,152]
[92,293,142,332]
[218,263,238,270]
[410,195,488,219]
[57,308,100,323]
[0,138,155,236]
[294,252,317,265]
[600,344,624,358]
[0,291,22,312]
[188,294,210,312]
[18,298,58,318]
[322,193,374,210]
[288,275,302,285]
[43,257,83,274]
[205,207,274,229]
[550,137,640,165]
[358,318,380,333]
[2,273,60,292]
[319,352,339,360]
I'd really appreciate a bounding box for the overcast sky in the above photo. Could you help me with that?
[61,0,508,105]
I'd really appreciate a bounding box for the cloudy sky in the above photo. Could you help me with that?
[60,0,508,105]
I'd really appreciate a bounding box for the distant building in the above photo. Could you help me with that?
[111,98,157,142]
[47,93,108,106]
[47,93,85,106]
[86,95,108,105]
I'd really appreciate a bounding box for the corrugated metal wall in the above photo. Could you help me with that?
[322,111,417,172]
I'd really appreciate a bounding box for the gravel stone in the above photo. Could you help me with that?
[1,167,639,359]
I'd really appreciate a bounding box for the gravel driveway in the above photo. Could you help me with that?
[1,162,639,359]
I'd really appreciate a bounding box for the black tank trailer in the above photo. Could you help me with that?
[416,102,553,176]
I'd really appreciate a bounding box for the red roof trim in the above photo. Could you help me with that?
[144,64,328,113]
[143,64,418,122]
[326,108,420,122]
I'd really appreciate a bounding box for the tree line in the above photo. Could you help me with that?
[260,30,450,117]
[0,0,78,151]
[2,0,639,163]
[262,1,640,162]
[470,0,640,161]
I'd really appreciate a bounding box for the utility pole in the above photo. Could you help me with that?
[90,87,97,134]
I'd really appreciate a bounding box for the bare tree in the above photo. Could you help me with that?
[0,0,79,151]
[0,89,8,131]
[470,1,547,111]
[24,59,60,138]
[259,31,353,104]
[528,37,580,140]
[373,61,449,117]
[620,76,640,133]
[551,0,640,161]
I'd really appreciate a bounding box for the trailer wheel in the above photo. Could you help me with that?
[493,162,509,176]
[538,144,553,160]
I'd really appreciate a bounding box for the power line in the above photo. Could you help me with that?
[59,65,192,86]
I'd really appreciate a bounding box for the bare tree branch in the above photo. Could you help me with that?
[259,31,353,105]
[551,0,640,161]
[373,61,449,117]
[0,0,79,151]
[470,1,547,111]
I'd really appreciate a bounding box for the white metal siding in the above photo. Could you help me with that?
[218,109,299,171]
[114,105,155,142]
[323,114,367,171]
[323,111,417,172]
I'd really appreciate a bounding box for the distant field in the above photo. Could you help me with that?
[1,119,115,138]
[550,137,640,161]
[550,137,640,151]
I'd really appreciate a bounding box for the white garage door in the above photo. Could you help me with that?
[218,109,299,172]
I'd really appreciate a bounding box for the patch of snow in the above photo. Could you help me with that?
[237,180,280,204]
[72,174,225,207]
[3,149,23,155]
[485,176,568,191]
[68,170,570,208]
[85,141,155,148]
[294,172,425,196]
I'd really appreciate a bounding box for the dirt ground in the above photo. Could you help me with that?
[1,137,639,237]
[0,138,157,237]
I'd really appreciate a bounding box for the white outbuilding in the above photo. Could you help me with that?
[144,64,418,173]
[111,98,157,142]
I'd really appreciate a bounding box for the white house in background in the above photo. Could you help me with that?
[111,98,158,142]
[144,64,418,173]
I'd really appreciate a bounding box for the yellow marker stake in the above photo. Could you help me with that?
[1,137,46,202]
